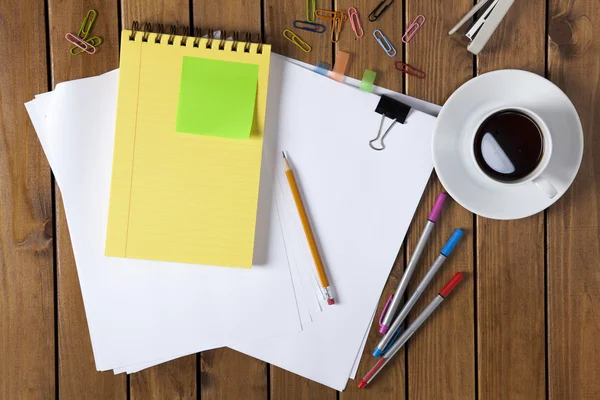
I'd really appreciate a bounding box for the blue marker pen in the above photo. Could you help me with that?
[373,229,464,357]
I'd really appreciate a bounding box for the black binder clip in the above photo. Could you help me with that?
[369,95,411,151]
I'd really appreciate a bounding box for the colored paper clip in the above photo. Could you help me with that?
[331,14,344,43]
[368,0,394,22]
[315,9,339,21]
[395,61,426,79]
[378,295,394,330]
[306,0,316,22]
[77,9,97,39]
[293,20,326,34]
[65,32,97,55]
[402,15,425,43]
[373,30,396,57]
[70,36,103,55]
[283,29,312,52]
[348,7,364,39]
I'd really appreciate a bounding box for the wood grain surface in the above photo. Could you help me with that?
[476,1,547,399]
[547,0,600,399]
[1,0,599,398]
[0,0,54,399]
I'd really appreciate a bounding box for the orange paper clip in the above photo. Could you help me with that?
[348,7,364,39]
[315,9,346,21]
[332,14,344,43]
[402,15,425,43]
[394,61,426,79]
[65,32,97,54]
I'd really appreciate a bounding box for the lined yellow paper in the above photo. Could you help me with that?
[106,31,271,268]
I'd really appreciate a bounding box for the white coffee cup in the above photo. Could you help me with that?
[469,106,558,199]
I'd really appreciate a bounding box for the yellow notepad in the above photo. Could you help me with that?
[106,27,271,268]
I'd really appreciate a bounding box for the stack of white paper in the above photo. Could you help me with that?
[25,55,439,391]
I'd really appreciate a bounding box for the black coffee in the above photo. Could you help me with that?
[473,110,544,182]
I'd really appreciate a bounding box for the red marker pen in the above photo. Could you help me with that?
[359,272,464,389]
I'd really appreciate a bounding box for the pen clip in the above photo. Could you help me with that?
[381,326,403,354]
[378,294,394,328]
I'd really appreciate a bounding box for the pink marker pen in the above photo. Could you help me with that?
[378,193,448,334]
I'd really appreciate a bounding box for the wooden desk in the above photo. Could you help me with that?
[1,0,598,398]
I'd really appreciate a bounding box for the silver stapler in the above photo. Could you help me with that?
[449,0,515,55]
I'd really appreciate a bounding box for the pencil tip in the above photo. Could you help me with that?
[282,151,286,159]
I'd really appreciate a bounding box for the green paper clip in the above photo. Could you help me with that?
[70,36,103,55]
[306,0,316,22]
[77,9,97,40]
[359,69,377,92]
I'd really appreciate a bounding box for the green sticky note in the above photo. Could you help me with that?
[176,57,259,139]
[359,69,377,93]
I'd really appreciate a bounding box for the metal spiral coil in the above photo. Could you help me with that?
[128,21,263,53]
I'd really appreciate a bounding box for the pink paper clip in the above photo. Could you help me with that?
[348,7,364,39]
[378,294,394,332]
[402,14,425,44]
[65,32,97,54]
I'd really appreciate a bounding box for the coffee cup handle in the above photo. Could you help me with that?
[532,176,558,199]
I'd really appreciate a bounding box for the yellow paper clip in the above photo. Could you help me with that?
[283,29,311,52]
[77,9,97,39]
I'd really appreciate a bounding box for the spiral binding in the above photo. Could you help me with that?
[128,21,263,53]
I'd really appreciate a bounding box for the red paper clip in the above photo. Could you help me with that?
[394,61,426,79]
[402,15,425,44]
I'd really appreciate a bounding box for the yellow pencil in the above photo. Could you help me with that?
[282,151,335,305]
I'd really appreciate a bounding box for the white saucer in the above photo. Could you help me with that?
[433,70,583,220]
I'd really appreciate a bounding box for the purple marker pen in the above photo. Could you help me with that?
[378,193,448,334]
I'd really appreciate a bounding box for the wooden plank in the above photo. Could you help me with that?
[118,0,197,397]
[45,0,126,398]
[270,365,336,400]
[0,0,55,398]
[130,357,196,400]
[192,1,268,398]
[265,0,335,397]
[336,0,403,90]
[201,350,267,400]
[404,1,475,399]
[339,254,406,399]
[547,0,600,398]
[476,1,547,399]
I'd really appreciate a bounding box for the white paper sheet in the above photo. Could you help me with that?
[27,56,436,389]
[113,56,443,378]
[27,70,304,370]
[226,55,435,390]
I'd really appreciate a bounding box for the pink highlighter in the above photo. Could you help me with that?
[378,193,448,334]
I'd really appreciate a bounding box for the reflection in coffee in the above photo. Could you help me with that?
[473,110,544,182]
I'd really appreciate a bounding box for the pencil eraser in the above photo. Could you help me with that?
[428,193,448,222]
[373,348,384,357]
[379,325,389,334]
[327,298,335,305]
[439,272,464,298]
[441,229,463,257]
